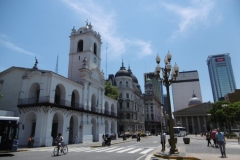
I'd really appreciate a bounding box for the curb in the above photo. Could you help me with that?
[153,152,200,160]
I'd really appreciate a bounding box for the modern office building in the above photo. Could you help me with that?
[171,70,202,111]
[207,53,236,102]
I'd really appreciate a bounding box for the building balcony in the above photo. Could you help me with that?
[17,96,117,118]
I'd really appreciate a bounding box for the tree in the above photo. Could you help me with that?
[104,82,119,100]
[228,101,240,125]
[208,100,240,133]
[207,101,227,127]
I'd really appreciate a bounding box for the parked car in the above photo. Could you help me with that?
[132,134,137,139]
[146,131,151,136]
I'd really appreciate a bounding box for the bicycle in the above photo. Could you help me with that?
[53,143,68,156]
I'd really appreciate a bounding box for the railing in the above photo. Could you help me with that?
[18,96,117,117]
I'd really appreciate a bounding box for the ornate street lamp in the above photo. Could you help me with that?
[154,51,179,154]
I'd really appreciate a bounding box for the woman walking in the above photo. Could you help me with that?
[206,132,211,147]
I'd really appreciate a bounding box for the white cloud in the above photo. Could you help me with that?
[162,0,216,38]
[62,0,152,59]
[0,34,36,56]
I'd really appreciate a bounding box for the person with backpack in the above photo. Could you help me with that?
[55,133,64,156]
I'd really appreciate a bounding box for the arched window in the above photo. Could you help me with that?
[126,81,128,87]
[94,43,97,55]
[77,40,83,52]
[119,81,122,87]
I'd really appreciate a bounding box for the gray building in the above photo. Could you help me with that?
[107,64,145,135]
[207,53,236,102]
[144,72,164,106]
[171,70,202,111]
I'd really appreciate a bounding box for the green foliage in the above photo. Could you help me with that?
[208,101,240,127]
[104,82,119,100]
[228,101,240,125]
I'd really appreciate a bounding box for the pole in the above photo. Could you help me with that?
[165,70,178,154]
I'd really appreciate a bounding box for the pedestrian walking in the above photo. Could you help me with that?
[28,136,32,148]
[160,132,166,152]
[211,129,218,147]
[30,136,34,147]
[205,131,211,147]
[215,128,226,157]
[74,134,78,144]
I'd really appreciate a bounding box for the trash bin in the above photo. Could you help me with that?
[238,138,240,145]
[12,139,18,152]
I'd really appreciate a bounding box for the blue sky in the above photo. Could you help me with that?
[1,0,240,109]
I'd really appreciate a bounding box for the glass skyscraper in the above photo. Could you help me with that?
[207,53,236,102]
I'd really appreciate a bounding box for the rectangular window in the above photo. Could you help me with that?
[127,103,129,108]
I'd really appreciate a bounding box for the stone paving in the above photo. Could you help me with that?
[151,135,240,160]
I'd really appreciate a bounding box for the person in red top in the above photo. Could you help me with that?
[210,129,218,147]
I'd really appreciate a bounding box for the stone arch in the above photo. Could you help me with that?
[68,114,79,144]
[93,43,97,55]
[51,112,64,145]
[91,117,98,142]
[111,103,115,116]
[111,120,116,134]
[77,39,83,52]
[104,101,109,115]
[54,84,66,105]
[71,89,80,108]
[105,119,109,134]
[23,112,36,145]
[28,83,40,103]
[91,94,97,111]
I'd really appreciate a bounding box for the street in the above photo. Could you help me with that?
[0,136,160,160]
[1,135,239,160]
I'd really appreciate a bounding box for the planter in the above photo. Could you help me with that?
[183,137,190,144]
[168,138,177,145]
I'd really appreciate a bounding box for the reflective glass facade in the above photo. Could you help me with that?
[207,53,236,102]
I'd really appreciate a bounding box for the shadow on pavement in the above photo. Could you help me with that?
[0,153,15,157]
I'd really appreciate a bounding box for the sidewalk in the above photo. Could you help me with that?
[15,136,138,151]
[151,135,240,160]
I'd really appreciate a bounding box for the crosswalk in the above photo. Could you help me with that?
[29,146,155,155]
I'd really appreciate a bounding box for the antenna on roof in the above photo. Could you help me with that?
[55,55,59,74]
[106,43,108,79]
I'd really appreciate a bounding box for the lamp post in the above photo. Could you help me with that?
[154,51,179,154]
[221,104,230,139]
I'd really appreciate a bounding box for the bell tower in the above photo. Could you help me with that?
[68,21,102,82]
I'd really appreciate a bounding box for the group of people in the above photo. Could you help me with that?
[206,128,226,157]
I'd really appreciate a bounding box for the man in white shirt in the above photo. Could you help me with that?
[161,132,166,152]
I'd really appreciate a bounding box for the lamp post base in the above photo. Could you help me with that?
[169,147,179,154]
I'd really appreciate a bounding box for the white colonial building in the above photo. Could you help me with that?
[0,22,118,147]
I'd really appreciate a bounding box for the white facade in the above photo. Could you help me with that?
[171,70,202,112]
[0,22,118,147]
